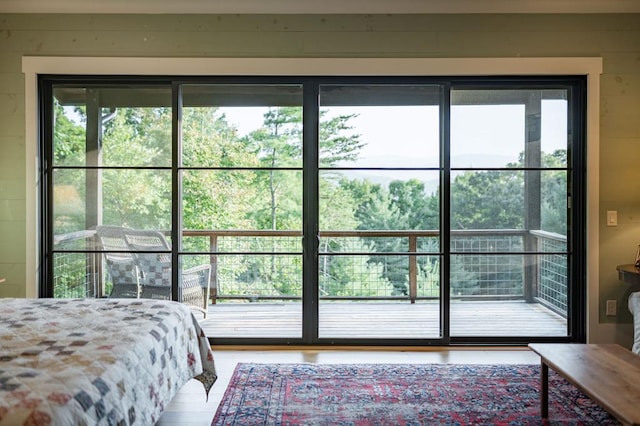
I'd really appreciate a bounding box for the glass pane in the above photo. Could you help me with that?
[318,254,440,299]
[180,84,304,338]
[450,254,568,337]
[52,252,98,298]
[451,89,569,168]
[52,97,87,167]
[450,170,524,231]
[536,253,569,317]
[541,99,569,166]
[317,300,441,339]
[198,254,303,338]
[451,231,525,254]
[319,85,441,168]
[182,84,303,168]
[52,169,86,236]
[52,86,172,167]
[52,169,171,250]
[318,84,442,341]
[180,254,215,320]
[183,232,301,254]
[451,103,525,168]
[182,169,302,231]
[319,170,440,232]
[318,255,441,339]
[53,168,169,239]
[102,169,171,230]
[541,170,568,235]
[320,235,439,254]
[450,254,524,297]
[319,254,404,298]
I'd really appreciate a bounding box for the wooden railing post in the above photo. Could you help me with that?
[409,235,417,303]
[210,234,218,304]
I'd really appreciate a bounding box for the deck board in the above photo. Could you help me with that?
[196,301,567,339]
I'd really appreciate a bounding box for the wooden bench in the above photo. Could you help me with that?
[529,343,640,425]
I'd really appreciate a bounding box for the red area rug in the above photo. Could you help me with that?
[212,363,618,425]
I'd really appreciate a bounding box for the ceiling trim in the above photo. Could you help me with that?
[2,0,640,14]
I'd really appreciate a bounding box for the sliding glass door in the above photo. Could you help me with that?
[449,86,574,339]
[42,75,585,345]
[180,84,304,338]
[49,85,174,300]
[317,84,443,340]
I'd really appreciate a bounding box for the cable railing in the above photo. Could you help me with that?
[530,230,568,316]
[52,228,568,316]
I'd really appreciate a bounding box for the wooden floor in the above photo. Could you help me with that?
[157,346,542,425]
[194,300,567,339]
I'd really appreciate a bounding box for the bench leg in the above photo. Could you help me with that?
[541,361,549,418]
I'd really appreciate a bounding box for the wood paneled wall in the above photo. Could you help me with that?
[0,13,638,344]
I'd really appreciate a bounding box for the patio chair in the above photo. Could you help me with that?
[95,225,141,298]
[123,229,211,318]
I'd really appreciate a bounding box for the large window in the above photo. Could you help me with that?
[41,75,586,345]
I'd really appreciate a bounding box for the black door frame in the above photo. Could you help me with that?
[39,74,587,346]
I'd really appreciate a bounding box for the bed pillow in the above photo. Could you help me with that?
[628,292,640,354]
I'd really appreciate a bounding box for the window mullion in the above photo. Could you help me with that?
[171,83,182,302]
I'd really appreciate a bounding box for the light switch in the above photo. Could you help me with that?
[607,210,617,227]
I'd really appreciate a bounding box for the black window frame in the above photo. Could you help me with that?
[38,74,587,346]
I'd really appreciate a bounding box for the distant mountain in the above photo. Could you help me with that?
[338,153,517,168]
[332,153,516,196]
[450,154,516,168]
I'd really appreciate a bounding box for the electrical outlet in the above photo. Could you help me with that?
[606,299,617,316]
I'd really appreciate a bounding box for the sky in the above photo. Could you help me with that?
[219,100,568,170]
[64,95,568,170]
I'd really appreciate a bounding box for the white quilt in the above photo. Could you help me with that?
[0,298,217,425]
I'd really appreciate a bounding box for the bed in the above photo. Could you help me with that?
[0,298,217,425]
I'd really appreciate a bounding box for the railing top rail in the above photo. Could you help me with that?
[183,229,530,238]
[529,229,567,242]
[183,230,441,237]
[54,228,564,245]
[53,229,96,245]
[451,228,527,236]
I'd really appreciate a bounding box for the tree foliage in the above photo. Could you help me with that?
[52,100,569,300]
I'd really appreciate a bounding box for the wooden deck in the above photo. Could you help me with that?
[195,300,567,340]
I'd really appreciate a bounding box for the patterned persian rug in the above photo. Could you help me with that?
[212,363,619,425]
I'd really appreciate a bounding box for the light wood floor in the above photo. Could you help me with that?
[157,346,541,425]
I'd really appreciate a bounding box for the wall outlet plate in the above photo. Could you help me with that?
[606,299,617,316]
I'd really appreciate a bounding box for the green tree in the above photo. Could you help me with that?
[181,107,258,233]
[53,102,86,166]
[541,149,567,234]
[238,107,366,297]
[319,111,364,166]
[451,169,523,230]
[244,107,302,231]
[100,107,172,229]
[343,178,439,296]
[389,179,439,230]
[52,102,87,234]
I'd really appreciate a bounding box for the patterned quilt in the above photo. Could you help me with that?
[0,298,217,425]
